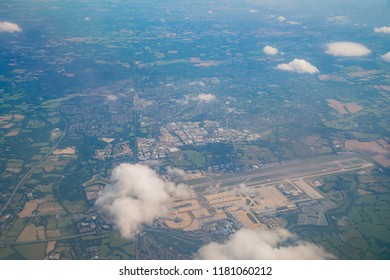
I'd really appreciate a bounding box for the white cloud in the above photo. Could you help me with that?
[288,21,300,25]
[276,59,319,74]
[249,9,259,13]
[196,228,334,260]
[183,93,216,104]
[278,16,286,22]
[105,94,118,102]
[263,45,279,55]
[84,17,91,21]
[374,26,390,34]
[166,167,187,178]
[197,93,216,102]
[328,16,348,24]
[326,42,371,57]
[0,21,22,33]
[381,52,390,62]
[95,164,188,239]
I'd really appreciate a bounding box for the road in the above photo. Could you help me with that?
[0,96,76,217]
[0,231,103,247]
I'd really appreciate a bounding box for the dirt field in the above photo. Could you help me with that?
[344,103,363,113]
[372,155,390,167]
[327,99,348,115]
[46,241,56,255]
[2,123,15,129]
[53,146,76,155]
[345,140,390,166]
[346,139,389,154]
[41,158,58,173]
[13,114,25,120]
[0,115,13,123]
[17,224,46,242]
[327,99,363,115]
[18,201,39,218]
[5,128,20,137]
[86,191,100,200]
[100,137,115,143]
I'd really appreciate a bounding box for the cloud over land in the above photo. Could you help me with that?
[326,42,371,57]
[263,45,279,55]
[95,164,188,239]
[276,59,319,74]
[196,228,334,260]
[0,21,22,33]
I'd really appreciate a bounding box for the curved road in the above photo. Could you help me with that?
[0,97,73,217]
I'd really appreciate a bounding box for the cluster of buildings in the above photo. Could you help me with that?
[95,141,133,160]
[137,120,261,161]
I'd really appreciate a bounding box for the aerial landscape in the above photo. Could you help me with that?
[0,0,389,260]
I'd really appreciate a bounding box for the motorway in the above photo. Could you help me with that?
[0,95,79,217]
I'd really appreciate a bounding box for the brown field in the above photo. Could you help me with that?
[358,189,372,195]
[53,146,76,155]
[372,155,390,167]
[327,99,348,115]
[345,103,363,113]
[46,241,57,255]
[85,184,103,192]
[17,224,46,242]
[13,114,25,120]
[82,174,111,187]
[5,128,20,137]
[37,202,64,215]
[2,123,15,129]
[292,179,324,199]
[345,140,390,154]
[327,99,363,115]
[100,137,115,143]
[43,164,56,173]
[50,129,61,139]
[86,191,99,200]
[18,201,39,218]
[0,115,13,124]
